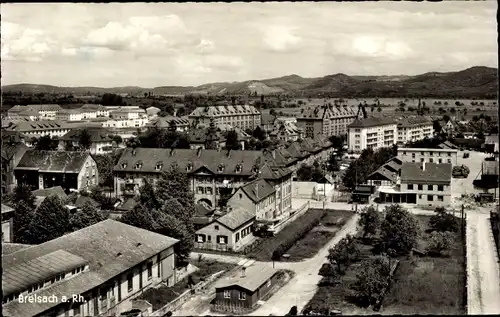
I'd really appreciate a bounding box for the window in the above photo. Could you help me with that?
[407,184,414,190]
[239,193,243,199]
[235,233,240,242]
[127,274,133,292]
[428,185,433,191]
[448,159,451,163]
[412,153,415,158]
[418,184,423,190]
[403,151,407,155]
[217,235,227,244]
[224,290,231,298]
[207,235,211,242]
[438,196,444,202]
[438,159,442,163]
[429,152,433,156]
[438,185,444,191]
[419,194,422,199]
[147,262,153,280]
[448,153,451,157]
[239,292,246,300]
[267,280,272,287]
[429,158,433,163]
[214,225,219,230]
[427,195,434,201]
[420,152,424,155]
[420,158,425,162]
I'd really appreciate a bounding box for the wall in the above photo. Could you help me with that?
[397,149,458,166]
[2,218,13,242]
[77,155,99,191]
[400,182,451,207]
[195,220,256,252]
[227,189,257,215]
[292,182,334,200]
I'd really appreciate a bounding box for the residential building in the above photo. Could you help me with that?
[269,120,303,142]
[2,119,71,139]
[485,134,499,153]
[109,107,147,120]
[56,109,84,121]
[147,116,190,131]
[296,105,357,138]
[113,148,292,210]
[102,117,149,129]
[14,150,98,193]
[7,105,63,120]
[187,126,224,150]
[347,117,397,153]
[2,219,179,317]
[1,142,28,194]
[376,162,452,207]
[227,178,277,222]
[396,117,433,144]
[397,148,458,165]
[212,264,280,313]
[18,109,40,121]
[60,128,114,154]
[1,204,14,243]
[80,104,109,117]
[195,207,256,252]
[366,157,403,187]
[146,107,161,120]
[188,105,261,131]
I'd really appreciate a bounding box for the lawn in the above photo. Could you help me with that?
[304,215,466,315]
[284,210,353,261]
[137,259,237,311]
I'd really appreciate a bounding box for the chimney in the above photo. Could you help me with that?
[173,109,177,117]
[422,162,426,171]
[272,149,276,159]
[197,147,202,157]
[241,267,246,278]
[255,183,259,200]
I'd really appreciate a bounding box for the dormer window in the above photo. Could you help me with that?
[155,162,163,171]
[186,162,193,172]
[121,162,128,169]
[218,163,225,173]
[135,161,143,169]
[235,164,242,173]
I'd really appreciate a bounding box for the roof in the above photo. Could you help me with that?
[398,147,458,153]
[195,203,213,217]
[3,249,89,296]
[116,197,137,211]
[80,104,106,110]
[438,141,459,150]
[32,186,68,200]
[483,161,499,175]
[347,117,397,128]
[216,208,255,231]
[298,105,356,120]
[61,128,113,142]
[216,264,278,292]
[400,162,452,184]
[396,116,433,127]
[2,220,178,317]
[1,204,14,214]
[2,119,70,132]
[368,166,398,182]
[8,105,62,113]
[187,126,221,144]
[485,134,499,144]
[146,106,161,113]
[75,195,100,208]
[1,142,28,162]
[270,122,302,136]
[16,150,90,173]
[261,112,276,125]
[189,105,260,117]
[148,116,190,128]
[1,243,32,255]
[239,178,275,203]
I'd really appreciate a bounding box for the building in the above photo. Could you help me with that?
[109,107,147,120]
[188,105,261,131]
[397,148,458,165]
[2,119,71,139]
[18,109,40,121]
[7,105,63,120]
[212,264,280,313]
[187,126,224,150]
[2,219,179,317]
[227,178,277,222]
[195,207,256,252]
[376,162,452,207]
[80,104,109,118]
[1,142,28,194]
[113,148,292,210]
[56,109,84,121]
[60,128,114,154]
[347,117,397,153]
[396,117,434,144]
[146,107,161,120]
[366,157,403,187]
[296,105,357,138]
[485,134,499,153]
[32,186,69,206]
[147,116,190,131]
[102,117,149,129]
[1,204,14,243]
[14,150,98,193]
[269,120,303,142]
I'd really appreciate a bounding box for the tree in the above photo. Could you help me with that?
[34,135,58,151]
[70,201,106,231]
[380,205,419,255]
[126,137,141,148]
[426,231,454,257]
[204,119,219,150]
[78,129,92,150]
[358,206,381,238]
[94,149,124,188]
[377,106,382,113]
[252,126,266,141]
[326,152,340,173]
[433,120,442,134]
[29,195,71,244]
[450,107,456,114]
[100,93,124,106]
[327,234,360,274]
[429,207,459,232]
[443,114,450,122]
[353,255,392,307]
[12,184,37,207]
[13,201,36,244]
[225,130,241,150]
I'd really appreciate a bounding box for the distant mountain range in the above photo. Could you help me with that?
[2,66,497,98]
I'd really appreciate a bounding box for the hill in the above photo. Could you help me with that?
[2,66,497,98]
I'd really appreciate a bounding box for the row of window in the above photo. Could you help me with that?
[197,186,213,195]
[420,194,444,202]
[412,158,452,164]
[235,226,252,242]
[127,261,154,292]
[407,184,445,191]
[404,151,453,157]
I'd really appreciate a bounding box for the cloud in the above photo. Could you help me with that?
[1,23,54,62]
[196,39,216,55]
[262,25,302,53]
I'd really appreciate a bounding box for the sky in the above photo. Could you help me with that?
[1,2,497,87]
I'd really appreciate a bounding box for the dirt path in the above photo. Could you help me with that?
[466,212,500,315]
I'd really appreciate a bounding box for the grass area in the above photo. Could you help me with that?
[305,215,466,315]
[137,259,237,311]
[284,210,353,261]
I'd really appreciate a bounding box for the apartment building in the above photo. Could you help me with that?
[347,117,397,153]
[2,220,178,317]
[102,117,149,129]
[7,104,63,120]
[14,150,99,193]
[113,148,293,210]
[188,105,261,131]
[56,109,84,121]
[396,117,434,144]
[397,148,458,165]
[110,107,146,120]
[296,105,357,138]
[376,162,452,207]
[60,128,114,154]
[2,119,71,139]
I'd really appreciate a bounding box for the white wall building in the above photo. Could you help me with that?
[347,117,397,153]
[397,148,458,165]
[396,117,434,144]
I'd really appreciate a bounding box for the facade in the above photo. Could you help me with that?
[213,265,279,313]
[110,108,147,120]
[227,178,277,222]
[2,219,178,317]
[56,109,84,121]
[366,157,403,187]
[60,128,114,154]
[396,117,434,144]
[2,119,71,139]
[1,204,14,243]
[188,105,261,131]
[296,105,357,138]
[14,150,99,193]
[195,208,256,252]
[102,117,149,129]
[347,117,397,153]
[7,105,63,120]
[269,120,303,142]
[397,148,458,165]
[377,162,452,207]
[1,142,28,194]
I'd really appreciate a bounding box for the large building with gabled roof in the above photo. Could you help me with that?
[188,105,261,131]
[296,104,357,138]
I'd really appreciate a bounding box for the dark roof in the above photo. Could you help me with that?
[216,208,255,231]
[239,178,275,203]
[368,166,398,182]
[32,186,68,200]
[385,160,402,173]
[61,128,113,142]
[1,142,28,162]
[396,116,433,127]
[262,148,298,167]
[117,198,137,211]
[2,120,70,132]
[15,150,90,173]
[1,243,32,255]
[2,220,178,317]
[189,105,260,117]
[187,127,221,144]
[75,195,100,208]
[400,163,452,184]
[195,203,213,217]
[148,116,190,128]
[216,264,278,292]
[1,204,14,214]
[438,141,459,150]
[347,117,397,128]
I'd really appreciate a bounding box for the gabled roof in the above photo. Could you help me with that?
[1,204,14,214]
[216,263,278,292]
[16,150,90,173]
[239,178,275,203]
[400,162,452,184]
[1,243,32,255]
[148,116,190,128]
[216,208,255,231]
[1,142,28,162]
[32,186,68,200]
[187,126,221,144]
[396,116,433,128]
[189,105,260,117]
[2,120,70,132]
[61,128,113,143]
[286,142,309,158]
[347,117,397,128]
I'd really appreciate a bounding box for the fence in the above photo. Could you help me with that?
[273,201,311,233]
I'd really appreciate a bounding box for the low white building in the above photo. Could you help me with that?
[2,119,71,139]
[103,117,149,129]
[397,147,458,165]
[347,117,397,153]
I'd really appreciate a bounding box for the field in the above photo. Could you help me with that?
[283,210,353,261]
[304,215,466,315]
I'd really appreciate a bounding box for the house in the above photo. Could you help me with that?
[227,178,277,222]
[102,117,149,129]
[1,204,14,243]
[109,107,147,120]
[376,162,452,207]
[296,105,357,138]
[192,203,216,231]
[366,157,403,187]
[113,148,293,210]
[1,142,28,194]
[60,128,114,154]
[147,116,190,131]
[187,126,224,150]
[80,104,109,118]
[195,207,256,252]
[188,105,261,131]
[18,109,40,121]
[347,117,397,153]
[146,107,161,119]
[484,134,499,153]
[395,117,433,144]
[269,120,303,142]
[1,219,179,317]
[2,119,71,139]
[14,150,98,193]
[212,264,280,313]
[56,108,84,121]
[397,148,458,165]
[32,186,69,206]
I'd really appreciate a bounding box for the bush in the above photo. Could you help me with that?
[353,255,392,307]
[358,206,381,238]
[426,231,454,257]
[429,207,459,232]
[327,234,360,274]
